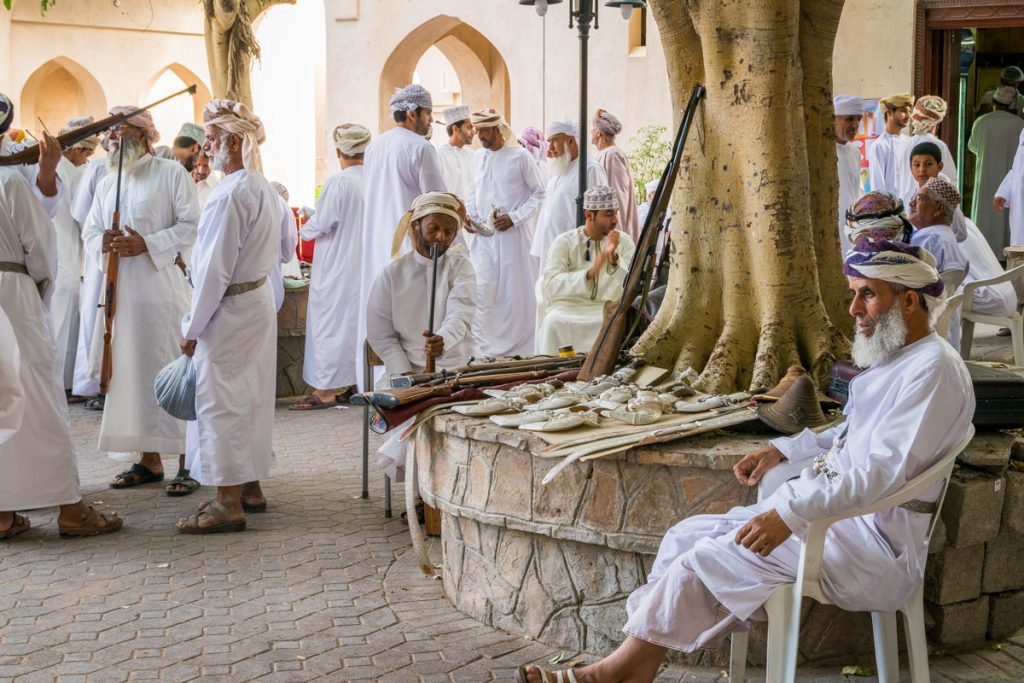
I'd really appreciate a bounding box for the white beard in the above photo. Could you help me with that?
[851,305,908,368]
[209,144,232,173]
[547,150,573,177]
[106,136,146,173]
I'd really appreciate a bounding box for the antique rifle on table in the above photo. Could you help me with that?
[578,84,706,381]
[390,354,584,388]
[425,244,439,374]
[98,132,126,395]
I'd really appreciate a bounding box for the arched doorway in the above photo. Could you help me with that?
[140,64,212,143]
[20,57,106,131]
[379,16,511,133]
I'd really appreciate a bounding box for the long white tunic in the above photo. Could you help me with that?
[196,175,221,209]
[960,216,1017,317]
[51,156,86,390]
[271,196,298,312]
[467,144,545,356]
[0,168,80,509]
[0,308,24,443]
[182,170,280,487]
[900,133,957,202]
[301,165,365,389]
[596,146,639,243]
[837,142,863,254]
[912,224,970,348]
[69,160,108,397]
[866,130,908,195]
[529,157,606,271]
[82,155,199,454]
[438,142,475,205]
[967,111,1024,256]
[538,227,635,355]
[623,333,973,652]
[996,129,1024,246]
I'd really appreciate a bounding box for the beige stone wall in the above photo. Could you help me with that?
[832,0,917,99]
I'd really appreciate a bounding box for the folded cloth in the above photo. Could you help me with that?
[154,355,197,421]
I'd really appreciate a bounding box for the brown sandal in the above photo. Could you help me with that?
[176,500,246,534]
[514,666,579,683]
[1,513,30,540]
[58,507,123,538]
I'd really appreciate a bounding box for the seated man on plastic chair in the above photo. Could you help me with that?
[365,191,477,482]
[516,240,975,683]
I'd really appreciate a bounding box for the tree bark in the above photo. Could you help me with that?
[635,0,849,394]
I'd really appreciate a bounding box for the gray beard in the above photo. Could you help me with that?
[106,137,145,173]
[851,305,908,368]
[547,150,572,177]
[209,145,232,173]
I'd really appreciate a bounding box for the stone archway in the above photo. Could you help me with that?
[379,15,511,132]
[20,56,106,130]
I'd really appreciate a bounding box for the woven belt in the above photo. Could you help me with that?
[224,276,266,297]
[898,499,938,515]
[0,261,29,275]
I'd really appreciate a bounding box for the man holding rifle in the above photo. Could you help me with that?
[82,107,200,495]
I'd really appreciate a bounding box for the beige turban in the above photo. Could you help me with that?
[471,108,518,147]
[60,115,100,150]
[879,93,915,110]
[203,99,266,172]
[593,109,622,138]
[391,192,465,258]
[333,123,371,155]
[109,106,159,151]
[910,96,947,136]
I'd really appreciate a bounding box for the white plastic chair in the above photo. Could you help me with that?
[960,263,1024,366]
[932,292,963,341]
[729,424,975,683]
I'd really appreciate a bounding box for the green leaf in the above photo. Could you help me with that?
[3,0,12,11]
[840,665,874,677]
[548,652,564,664]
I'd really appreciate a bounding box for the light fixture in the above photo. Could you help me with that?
[519,0,563,17]
[605,0,646,20]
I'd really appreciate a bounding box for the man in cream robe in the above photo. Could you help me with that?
[867,93,913,195]
[292,124,369,409]
[835,95,865,254]
[538,186,635,355]
[517,240,974,682]
[366,192,476,480]
[592,109,639,242]
[968,88,1024,255]
[82,107,199,487]
[467,108,545,356]
[177,100,280,533]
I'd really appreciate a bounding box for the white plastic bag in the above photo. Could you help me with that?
[154,354,196,421]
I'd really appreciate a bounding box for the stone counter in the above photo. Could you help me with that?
[276,285,313,398]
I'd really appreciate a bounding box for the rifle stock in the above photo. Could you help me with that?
[99,137,126,395]
[578,84,706,381]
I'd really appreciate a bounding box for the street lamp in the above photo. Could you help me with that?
[519,0,647,225]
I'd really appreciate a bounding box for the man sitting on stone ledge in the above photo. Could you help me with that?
[517,240,975,683]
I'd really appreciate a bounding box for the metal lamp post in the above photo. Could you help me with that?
[519,0,647,225]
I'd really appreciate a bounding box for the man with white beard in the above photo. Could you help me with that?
[516,239,974,683]
[177,100,279,533]
[468,108,545,356]
[530,118,607,273]
[82,107,199,492]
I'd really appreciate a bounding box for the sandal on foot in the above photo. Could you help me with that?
[66,394,88,404]
[84,396,105,411]
[334,387,356,404]
[110,463,164,489]
[176,500,246,534]
[0,513,30,540]
[289,394,334,411]
[242,500,267,513]
[59,507,123,538]
[514,665,579,683]
[165,470,200,497]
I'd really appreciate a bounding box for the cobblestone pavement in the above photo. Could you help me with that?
[1,327,1022,682]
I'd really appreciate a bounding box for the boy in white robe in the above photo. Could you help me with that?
[517,241,974,683]
[834,95,865,254]
[866,93,913,195]
[899,96,957,201]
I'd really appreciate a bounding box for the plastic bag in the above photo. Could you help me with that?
[154,354,196,421]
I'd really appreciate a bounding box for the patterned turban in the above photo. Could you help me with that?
[389,84,432,113]
[879,93,915,110]
[593,109,622,138]
[203,99,266,172]
[845,191,912,246]
[391,192,465,258]
[518,126,547,163]
[844,240,944,298]
[584,185,619,211]
[471,108,518,146]
[60,115,100,150]
[0,93,13,135]
[333,123,371,155]
[176,122,205,145]
[545,118,579,141]
[920,175,961,214]
[110,105,160,150]
[271,181,289,202]
[910,96,947,136]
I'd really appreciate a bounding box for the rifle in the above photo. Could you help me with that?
[98,133,126,395]
[389,354,584,388]
[578,84,706,381]
[425,244,439,374]
[0,85,197,166]
[353,367,571,410]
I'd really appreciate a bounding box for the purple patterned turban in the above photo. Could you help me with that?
[843,239,944,298]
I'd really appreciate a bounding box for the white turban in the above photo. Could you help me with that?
[389,84,432,113]
[833,95,865,117]
[109,105,160,151]
[333,123,371,155]
[203,99,266,173]
[471,108,518,147]
[545,117,580,141]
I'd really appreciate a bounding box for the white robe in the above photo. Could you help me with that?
[836,142,863,254]
[866,130,908,195]
[467,144,545,356]
[959,216,1017,317]
[82,155,198,454]
[438,142,475,205]
[967,111,1024,256]
[0,307,24,443]
[51,156,86,390]
[196,175,221,209]
[911,224,970,348]
[537,227,635,355]
[623,333,973,652]
[0,136,64,219]
[529,157,606,271]
[69,160,108,397]
[301,165,365,389]
[900,133,957,202]
[0,168,80,509]
[271,196,298,312]
[996,128,1024,247]
[366,247,476,479]
[978,89,1024,120]
[182,170,280,487]
[596,146,639,243]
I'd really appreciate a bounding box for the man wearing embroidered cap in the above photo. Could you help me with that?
[834,95,866,253]
[536,185,634,355]
[290,124,371,411]
[592,108,639,242]
[517,238,975,683]
[366,191,477,480]
[172,122,205,172]
[867,93,913,195]
[81,104,199,493]
[437,105,475,206]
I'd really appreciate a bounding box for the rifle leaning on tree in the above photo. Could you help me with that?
[578,84,706,381]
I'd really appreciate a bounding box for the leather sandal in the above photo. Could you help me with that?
[165,470,200,497]
[514,665,579,683]
[58,507,123,539]
[176,500,246,534]
[1,513,30,540]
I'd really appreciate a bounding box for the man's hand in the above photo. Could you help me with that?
[735,509,792,557]
[423,331,445,359]
[180,338,197,357]
[493,213,513,231]
[994,197,1008,214]
[110,227,148,257]
[35,132,61,197]
[101,229,118,254]
[733,446,784,486]
[603,231,620,263]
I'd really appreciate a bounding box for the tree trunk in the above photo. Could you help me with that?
[635,0,850,394]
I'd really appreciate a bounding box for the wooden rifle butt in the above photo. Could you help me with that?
[579,301,627,381]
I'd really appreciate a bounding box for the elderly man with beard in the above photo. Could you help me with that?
[530,118,607,273]
[835,95,865,254]
[82,107,199,494]
[367,192,476,480]
[516,240,974,683]
[592,109,639,242]
[176,100,280,533]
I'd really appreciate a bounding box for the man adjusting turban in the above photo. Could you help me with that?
[203,99,266,172]
[471,108,518,147]
[333,123,371,156]
[843,240,944,300]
